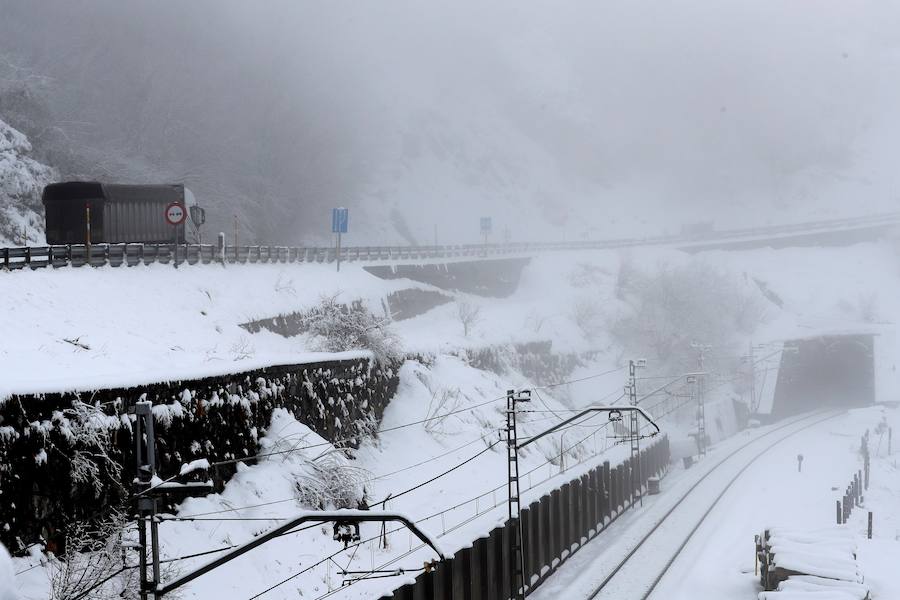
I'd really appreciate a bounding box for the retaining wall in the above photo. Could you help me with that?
[0,356,399,553]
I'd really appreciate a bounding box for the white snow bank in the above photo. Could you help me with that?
[0,542,17,600]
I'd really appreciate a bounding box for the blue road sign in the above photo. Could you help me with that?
[480,217,492,234]
[332,207,349,233]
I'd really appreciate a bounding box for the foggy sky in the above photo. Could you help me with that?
[1,1,898,243]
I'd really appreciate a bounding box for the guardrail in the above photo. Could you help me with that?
[3,212,899,271]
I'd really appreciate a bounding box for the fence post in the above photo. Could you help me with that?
[588,469,599,534]
[451,548,470,598]
[486,528,504,600]
[550,489,563,562]
[868,512,873,539]
[469,537,488,600]
[519,508,531,592]
[602,461,611,524]
[433,557,452,600]
[528,501,541,586]
[560,483,572,558]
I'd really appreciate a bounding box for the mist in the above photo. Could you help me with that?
[2,0,898,243]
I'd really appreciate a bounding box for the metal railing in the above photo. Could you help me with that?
[3,212,898,271]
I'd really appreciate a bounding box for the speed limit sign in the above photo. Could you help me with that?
[165,202,186,226]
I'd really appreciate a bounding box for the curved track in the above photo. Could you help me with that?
[584,410,842,600]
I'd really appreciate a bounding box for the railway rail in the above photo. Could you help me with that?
[582,410,842,600]
[2,212,898,271]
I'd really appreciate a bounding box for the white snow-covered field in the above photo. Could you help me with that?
[5,240,900,599]
[4,241,899,398]
[530,405,900,600]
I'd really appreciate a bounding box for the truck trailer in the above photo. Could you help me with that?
[42,181,206,245]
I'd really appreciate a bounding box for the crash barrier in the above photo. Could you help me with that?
[4,211,900,270]
[379,436,670,600]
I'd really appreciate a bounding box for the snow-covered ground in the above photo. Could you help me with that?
[5,242,899,399]
[5,240,900,598]
[530,405,900,600]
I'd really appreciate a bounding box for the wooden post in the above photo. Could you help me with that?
[868,512,873,539]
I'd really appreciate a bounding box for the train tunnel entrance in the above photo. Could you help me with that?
[771,334,875,419]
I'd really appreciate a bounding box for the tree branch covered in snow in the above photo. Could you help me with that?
[47,508,181,600]
[308,294,401,365]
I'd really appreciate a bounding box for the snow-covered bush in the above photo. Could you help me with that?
[308,294,401,364]
[293,450,369,510]
[0,117,56,245]
[50,401,124,499]
[47,508,181,600]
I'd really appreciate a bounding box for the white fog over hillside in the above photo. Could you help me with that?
[1,1,899,243]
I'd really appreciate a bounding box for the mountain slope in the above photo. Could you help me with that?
[0,117,55,245]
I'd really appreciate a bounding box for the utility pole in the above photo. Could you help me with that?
[746,342,757,413]
[627,359,647,506]
[506,389,531,600]
[508,400,661,600]
[691,343,711,456]
[135,401,160,600]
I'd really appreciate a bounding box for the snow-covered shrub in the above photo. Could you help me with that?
[293,450,369,510]
[0,117,57,245]
[308,294,401,364]
[47,508,181,600]
[48,401,124,499]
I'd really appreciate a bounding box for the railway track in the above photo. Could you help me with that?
[582,410,842,600]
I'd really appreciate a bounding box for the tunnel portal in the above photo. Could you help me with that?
[771,334,875,418]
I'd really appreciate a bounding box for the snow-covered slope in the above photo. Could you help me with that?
[0,542,16,600]
[6,242,898,598]
[0,118,55,246]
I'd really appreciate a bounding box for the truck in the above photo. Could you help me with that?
[42,181,206,245]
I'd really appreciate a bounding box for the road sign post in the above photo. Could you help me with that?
[332,207,348,272]
[165,202,186,269]
[480,216,492,245]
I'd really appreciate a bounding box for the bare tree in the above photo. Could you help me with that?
[609,261,768,372]
[424,387,462,435]
[456,300,482,337]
